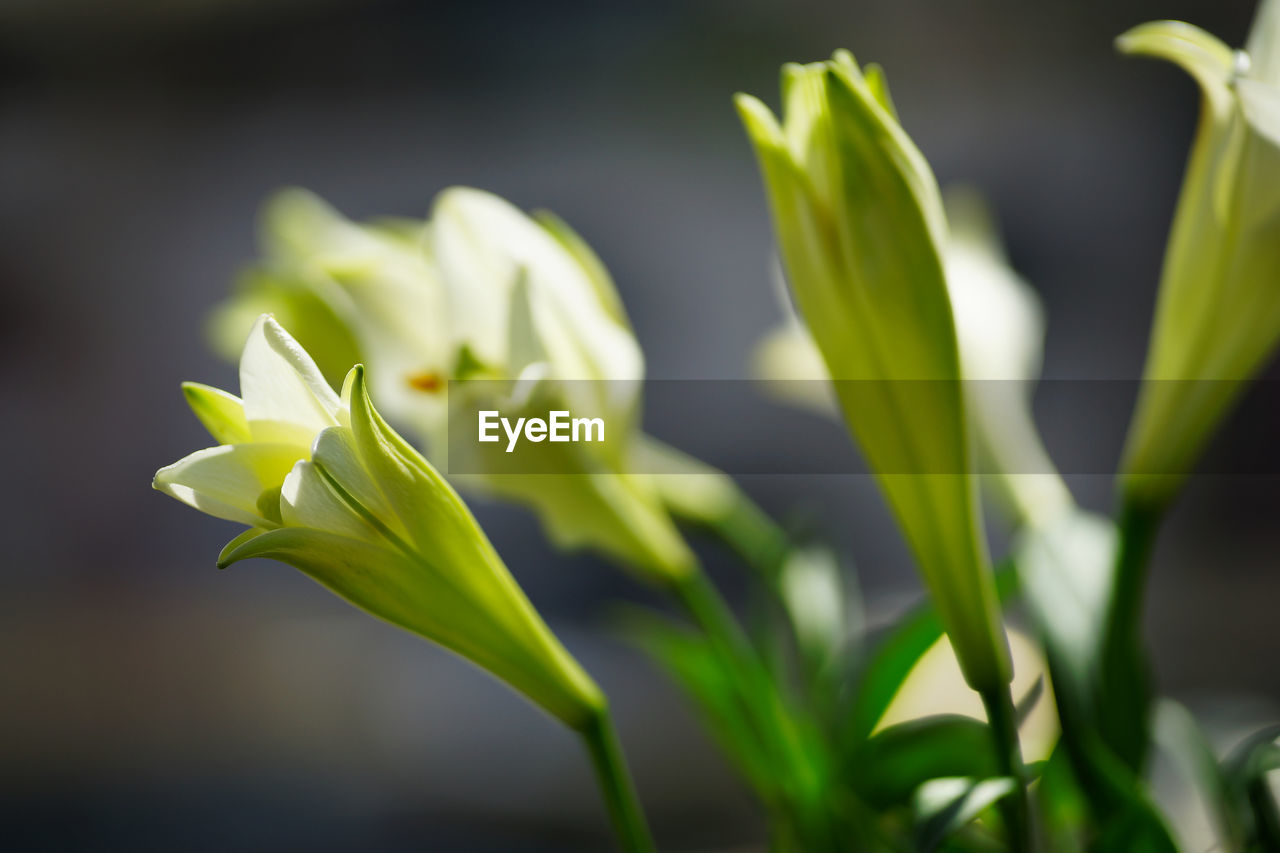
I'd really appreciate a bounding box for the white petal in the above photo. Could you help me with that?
[431,189,519,367]
[279,460,378,540]
[943,192,1044,383]
[752,321,838,415]
[1246,0,1280,88]
[239,315,343,446]
[154,443,307,527]
[310,424,407,542]
[1238,77,1280,148]
[946,243,1044,382]
[507,269,546,375]
[432,187,643,424]
[323,241,452,433]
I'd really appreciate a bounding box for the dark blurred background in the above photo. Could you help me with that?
[2,0,1276,849]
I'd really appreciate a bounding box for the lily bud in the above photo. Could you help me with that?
[737,54,1011,691]
[755,189,1073,529]
[155,315,605,730]
[1119,0,1280,509]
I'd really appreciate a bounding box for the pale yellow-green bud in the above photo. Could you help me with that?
[737,53,1010,691]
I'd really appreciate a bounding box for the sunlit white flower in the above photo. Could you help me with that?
[155,315,605,729]
[211,189,695,583]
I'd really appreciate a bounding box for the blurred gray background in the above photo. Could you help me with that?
[1,0,1276,849]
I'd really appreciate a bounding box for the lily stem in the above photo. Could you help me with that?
[699,485,792,585]
[979,685,1033,853]
[580,709,656,853]
[1099,498,1164,771]
[674,482,817,667]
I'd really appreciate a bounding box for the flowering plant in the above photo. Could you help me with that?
[156,2,1280,850]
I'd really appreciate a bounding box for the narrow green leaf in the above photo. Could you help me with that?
[846,563,1018,745]
[618,608,778,799]
[856,715,1001,809]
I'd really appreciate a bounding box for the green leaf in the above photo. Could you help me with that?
[1223,724,1280,788]
[1036,746,1090,853]
[856,715,1001,809]
[619,608,778,800]
[846,563,1019,745]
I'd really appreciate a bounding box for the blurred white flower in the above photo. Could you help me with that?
[211,188,694,583]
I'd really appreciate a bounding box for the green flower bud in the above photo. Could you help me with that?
[155,315,605,730]
[1119,0,1280,509]
[754,189,1073,529]
[737,53,1011,691]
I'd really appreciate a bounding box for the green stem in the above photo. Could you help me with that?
[1099,499,1164,771]
[680,484,821,684]
[664,475,846,845]
[671,569,832,847]
[979,686,1033,853]
[580,709,656,853]
[672,569,795,754]
[702,487,792,585]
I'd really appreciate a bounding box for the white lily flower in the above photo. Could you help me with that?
[210,189,694,583]
[155,315,606,730]
[1119,0,1280,509]
[430,190,691,582]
